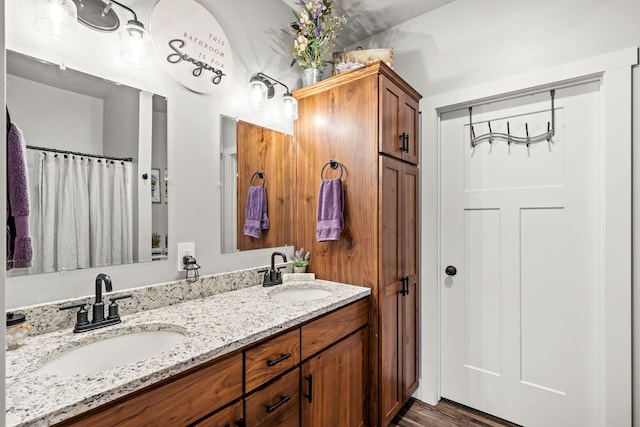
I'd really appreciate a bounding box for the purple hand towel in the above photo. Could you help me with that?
[7,123,32,268]
[243,185,269,238]
[316,178,344,241]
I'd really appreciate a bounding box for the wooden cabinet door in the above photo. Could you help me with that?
[400,93,419,165]
[379,155,404,426]
[301,329,366,427]
[193,399,244,427]
[379,157,420,424]
[401,164,420,401]
[379,77,420,164]
[380,77,404,161]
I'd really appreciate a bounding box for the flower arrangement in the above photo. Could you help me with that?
[293,247,311,267]
[287,0,347,70]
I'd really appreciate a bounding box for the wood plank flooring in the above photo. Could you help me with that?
[390,398,522,427]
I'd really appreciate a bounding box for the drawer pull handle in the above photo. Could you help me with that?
[266,352,292,367]
[304,374,313,403]
[266,394,291,413]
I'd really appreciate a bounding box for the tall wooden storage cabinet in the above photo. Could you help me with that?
[293,62,421,427]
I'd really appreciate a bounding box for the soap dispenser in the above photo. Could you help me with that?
[6,312,32,350]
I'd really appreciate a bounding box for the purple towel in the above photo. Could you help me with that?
[243,185,269,238]
[7,123,32,268]
[316,178,344,241]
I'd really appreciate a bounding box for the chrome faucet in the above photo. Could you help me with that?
[60,273,131,333]
[263,251,287,287]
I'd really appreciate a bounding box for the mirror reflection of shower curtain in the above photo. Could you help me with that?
[33,153,133,273]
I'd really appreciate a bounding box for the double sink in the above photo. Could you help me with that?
[37,284,333,377]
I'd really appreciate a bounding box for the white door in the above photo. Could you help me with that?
[440,81,603,426]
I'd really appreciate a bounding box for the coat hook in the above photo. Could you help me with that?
[507,122,512,145]
[468,107,475,147]
[525,123,530,147]
[487,121,493,145]
[546,122,551,142]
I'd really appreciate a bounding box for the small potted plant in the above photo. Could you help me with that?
[151,233,162,248]
[293,247,311,273]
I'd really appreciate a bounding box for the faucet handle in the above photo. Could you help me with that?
[109,294,133,302]
[60,302,90,327]
[107,294,132,320]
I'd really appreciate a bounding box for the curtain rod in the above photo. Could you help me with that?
[26,145,133,163]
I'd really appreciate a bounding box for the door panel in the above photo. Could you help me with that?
[302,330,366,427]
[401,96,419,164]
[464,208,501,376]
[441,82,602,426]
[380,156,403,425]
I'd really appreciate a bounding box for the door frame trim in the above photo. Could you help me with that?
[418,46,638,426]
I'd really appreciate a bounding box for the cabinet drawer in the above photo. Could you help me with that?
[301,298,368,360]
[245,328,300,392]
[192,399,243,427]
[245,368,300,427]
[58,352,243,427]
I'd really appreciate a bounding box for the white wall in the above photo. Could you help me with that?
[353,0,640,422]
[3,0,300,308]
[6,74,104,154]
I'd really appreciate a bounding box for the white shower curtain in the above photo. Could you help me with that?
[33,152,133,273]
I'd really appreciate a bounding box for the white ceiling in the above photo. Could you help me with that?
[282,0,455,46]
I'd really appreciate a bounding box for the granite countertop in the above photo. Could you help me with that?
[5,280,370,427]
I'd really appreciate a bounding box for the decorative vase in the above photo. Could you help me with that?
[294,265,307,273]
[301,68,322,87]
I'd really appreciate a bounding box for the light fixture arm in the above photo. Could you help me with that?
[255,72,292,96]
[103,0,139,21]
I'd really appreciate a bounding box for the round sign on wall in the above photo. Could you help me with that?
[149,0,234,94]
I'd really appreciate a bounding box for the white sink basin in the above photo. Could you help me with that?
[269,286,333,302]
[38,329,185,376]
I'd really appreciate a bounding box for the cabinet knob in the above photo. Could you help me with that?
[445,265,457,276]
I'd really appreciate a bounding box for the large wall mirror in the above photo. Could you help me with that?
[220,116,294,253]
[6,49,168,277]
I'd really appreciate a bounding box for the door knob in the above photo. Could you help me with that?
[445,265,457,276]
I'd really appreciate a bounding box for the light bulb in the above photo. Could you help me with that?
[249,81,268,109]
[34,0,78,39]
[120,20,150,66]
[283,94,298,120]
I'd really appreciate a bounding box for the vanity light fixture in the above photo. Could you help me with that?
[75,0,150,66]
[248,72,298,121]
[34,0,78,39]
[183,255,201,283]
[35,0,150,65]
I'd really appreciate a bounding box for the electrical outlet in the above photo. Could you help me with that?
[177,242,195,271]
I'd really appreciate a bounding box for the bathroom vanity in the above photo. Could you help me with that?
[5,273,370,427]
